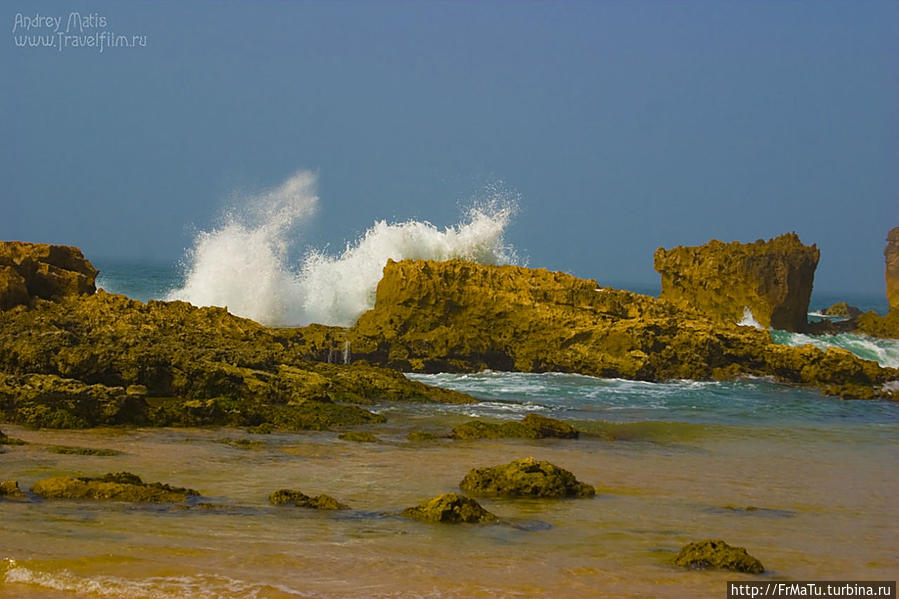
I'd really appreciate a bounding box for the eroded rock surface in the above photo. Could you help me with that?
[451,414,579,440]
[654,233,818,332]
[269,489,349,510]
[0,241,98,309]
[31,472,198,503]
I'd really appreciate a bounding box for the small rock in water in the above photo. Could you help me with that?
[0,480,26,498]
[673,539,765,573]
[402,493,497,524]
[31,472,199,503]
[269,488,349,510]
[459,457,595,498]
[450,414,578,440]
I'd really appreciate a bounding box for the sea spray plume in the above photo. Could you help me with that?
[166,171,318,324]
[298,197,519,326]
[168,172,519,326]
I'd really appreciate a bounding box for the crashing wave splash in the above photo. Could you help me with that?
[166,171,518,327]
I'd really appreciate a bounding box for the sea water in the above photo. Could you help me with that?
[5,172,898,597]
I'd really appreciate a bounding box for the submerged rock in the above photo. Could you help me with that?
[459,457,595,498]
[402,493,497,523]
[31,472,199,503]
[673,539,765,574]
[269,489,349,510]
[451,414,579,440]
[338,431,381,443]
[0,480,25,498]
[0,241,98,310]
[654,233,818,332]
[46,445,121,456]
[406,430,443,442]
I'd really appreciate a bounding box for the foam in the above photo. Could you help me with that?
[167,171,518,326]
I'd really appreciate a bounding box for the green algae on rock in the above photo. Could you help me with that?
[269,489,349,510]
[31,472,199,503]
[451,414,579,440]
[459,457,595,499]
[821,302,861,318]
[654,233,818,332]
[216,438,265,450]
[406,430,444,442]
[673,539,765,574]
[402,493,497,524]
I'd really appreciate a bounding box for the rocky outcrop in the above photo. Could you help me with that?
[459,457,595,498]
[887,227,899,312]
[0,241,98,309]
[654,233,818,332]
[673,539,764,574]
[0,290,475,429]
[450,414,579,440]
[31,472,198,503]
[856,227,899,339]
[345,259,896,399]
[269,489,349,510]
[821,302,861,319]
[402,493,497,523]
[0,480,25,498]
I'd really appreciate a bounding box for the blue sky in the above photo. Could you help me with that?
[2,1,897,293]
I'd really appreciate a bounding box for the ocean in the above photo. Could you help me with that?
[3,188,898,598]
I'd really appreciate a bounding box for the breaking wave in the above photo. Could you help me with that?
[770,329,899,368]
[166,171,518,326]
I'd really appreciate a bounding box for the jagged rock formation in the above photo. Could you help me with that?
[459,457,595,498]
[0,242,98,310]
[344,259,895,399]
[856,227,899,339]
[653,233,818,332]
[673,539,765,574]
[0,290,474,429]
[402,493,497,523]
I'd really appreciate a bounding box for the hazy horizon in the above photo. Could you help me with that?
[3,1,897,294]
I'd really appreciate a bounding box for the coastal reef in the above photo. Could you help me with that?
[673,539,765,574]
[459,457,595,498]
[653,233,818,332]
[345,259,896,398]
[0,283,474,430]
[0,242,97,310]
[31,472,198,503]
[402,493,497,523]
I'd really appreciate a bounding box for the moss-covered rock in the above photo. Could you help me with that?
[886,227,899,313]
[654,233,818,332]
[406,430,444,442]
[673,539,765,574]
[459,457,595,498]
[856,310,899,340]
[821,302,861,318]
[338,431,380,443]
[31,472,198,503]
[402,493,497,523]
[0,480,25,498]
[451,414,578,440]
[215,438,265,450]
[269,488,349,510]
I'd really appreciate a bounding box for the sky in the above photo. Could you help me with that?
[2,1,897,294]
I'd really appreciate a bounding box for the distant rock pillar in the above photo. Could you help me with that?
[886,227,899,313]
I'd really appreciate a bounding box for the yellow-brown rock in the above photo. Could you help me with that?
[886,226,899,313]
[0,241,98,309]
[347,259,897,399]
[653,233,819,332]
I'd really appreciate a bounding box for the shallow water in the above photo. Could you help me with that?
[2,375,897,599]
